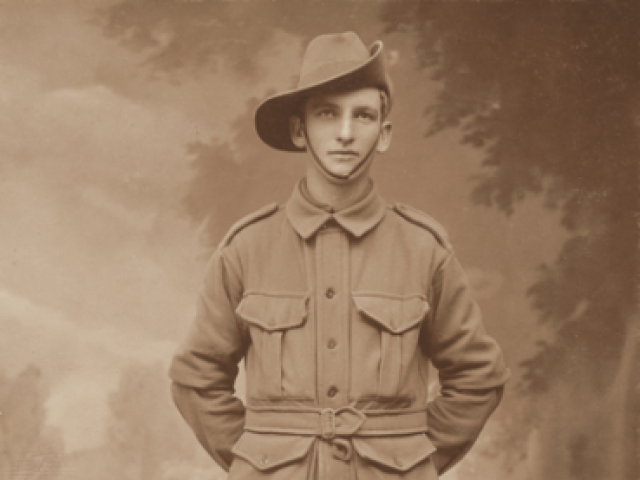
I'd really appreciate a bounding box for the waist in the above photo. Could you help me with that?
[244,405,429,439]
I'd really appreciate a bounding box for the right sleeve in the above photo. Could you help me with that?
[169,247,249,471]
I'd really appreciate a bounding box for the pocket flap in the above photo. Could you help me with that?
[236,293,308,331]
[353,294,428,334]
[352,434,436,472]
[232,432,315,471]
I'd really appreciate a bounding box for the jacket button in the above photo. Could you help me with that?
[327,386,338,398]
[325,288,335,299]
[327,339,337,349]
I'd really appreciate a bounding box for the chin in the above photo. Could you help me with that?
[329,167,356,178]
[324,161,360,177]
[311,156,372,182]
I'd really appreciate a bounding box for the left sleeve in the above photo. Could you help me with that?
[424,252,510,474]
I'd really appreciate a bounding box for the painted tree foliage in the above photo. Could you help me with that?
[381,0,638,392]
[379,3,638,479]
[0,366,64,480]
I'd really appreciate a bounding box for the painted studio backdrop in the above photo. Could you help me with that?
[0,1,637,479]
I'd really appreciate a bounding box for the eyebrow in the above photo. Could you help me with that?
[307,99,339,109]
[307,100,379,112]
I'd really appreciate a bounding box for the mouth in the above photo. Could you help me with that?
[328,150,359,159]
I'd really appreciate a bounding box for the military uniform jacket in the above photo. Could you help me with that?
[169,179,510,480]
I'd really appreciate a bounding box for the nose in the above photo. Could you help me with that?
[337,116,354,144]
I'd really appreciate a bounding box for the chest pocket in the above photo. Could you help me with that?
[352,294,429,399]
[236,293,313,399]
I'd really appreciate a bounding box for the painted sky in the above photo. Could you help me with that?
[0,0,566,463]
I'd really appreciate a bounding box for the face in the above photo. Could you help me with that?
[290,87,392,182]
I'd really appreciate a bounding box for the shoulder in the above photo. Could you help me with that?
[390,202,452,251]
[218,202,281,250]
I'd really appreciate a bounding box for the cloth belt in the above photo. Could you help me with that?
[245,406,429,440]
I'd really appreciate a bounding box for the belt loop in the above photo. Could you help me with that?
[320,408,336,440]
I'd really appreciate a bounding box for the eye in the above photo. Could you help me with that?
[316,108,336,118]
[355,110,377,121]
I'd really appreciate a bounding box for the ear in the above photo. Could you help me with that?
[376,120,393,153]
[289,115,307,149]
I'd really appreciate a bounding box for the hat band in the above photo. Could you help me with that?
[298,60,366,89]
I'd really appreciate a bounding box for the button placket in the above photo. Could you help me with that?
[316,228,349,413]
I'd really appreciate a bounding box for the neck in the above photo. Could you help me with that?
[305,169,371,211]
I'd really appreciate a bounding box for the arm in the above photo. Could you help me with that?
[424,253,510,474]
[169,247,249,471]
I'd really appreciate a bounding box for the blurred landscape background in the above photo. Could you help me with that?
[0,1,637,479]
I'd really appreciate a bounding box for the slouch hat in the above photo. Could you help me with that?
[255,31,393,152]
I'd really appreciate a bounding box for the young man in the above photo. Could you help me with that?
[170,32,510,480]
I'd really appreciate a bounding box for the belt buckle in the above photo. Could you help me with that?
[320,408,336,440]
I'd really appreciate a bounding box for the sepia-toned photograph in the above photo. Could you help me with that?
[0,1,637,479]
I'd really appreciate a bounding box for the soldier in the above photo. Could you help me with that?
[169,32,510,480]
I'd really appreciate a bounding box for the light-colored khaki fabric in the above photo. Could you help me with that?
[170,179,510,480]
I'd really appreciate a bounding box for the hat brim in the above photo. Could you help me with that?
[255,41,392,152]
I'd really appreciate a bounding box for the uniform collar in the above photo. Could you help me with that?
[286,178,387,239]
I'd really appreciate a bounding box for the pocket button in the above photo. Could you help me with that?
[325,288,335,299]
[327,386,338,398]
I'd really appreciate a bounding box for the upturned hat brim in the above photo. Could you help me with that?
[255,41,392,152]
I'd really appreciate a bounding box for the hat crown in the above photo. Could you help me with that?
[299,32,372,89]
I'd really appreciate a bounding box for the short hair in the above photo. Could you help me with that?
[296,87,391,123]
